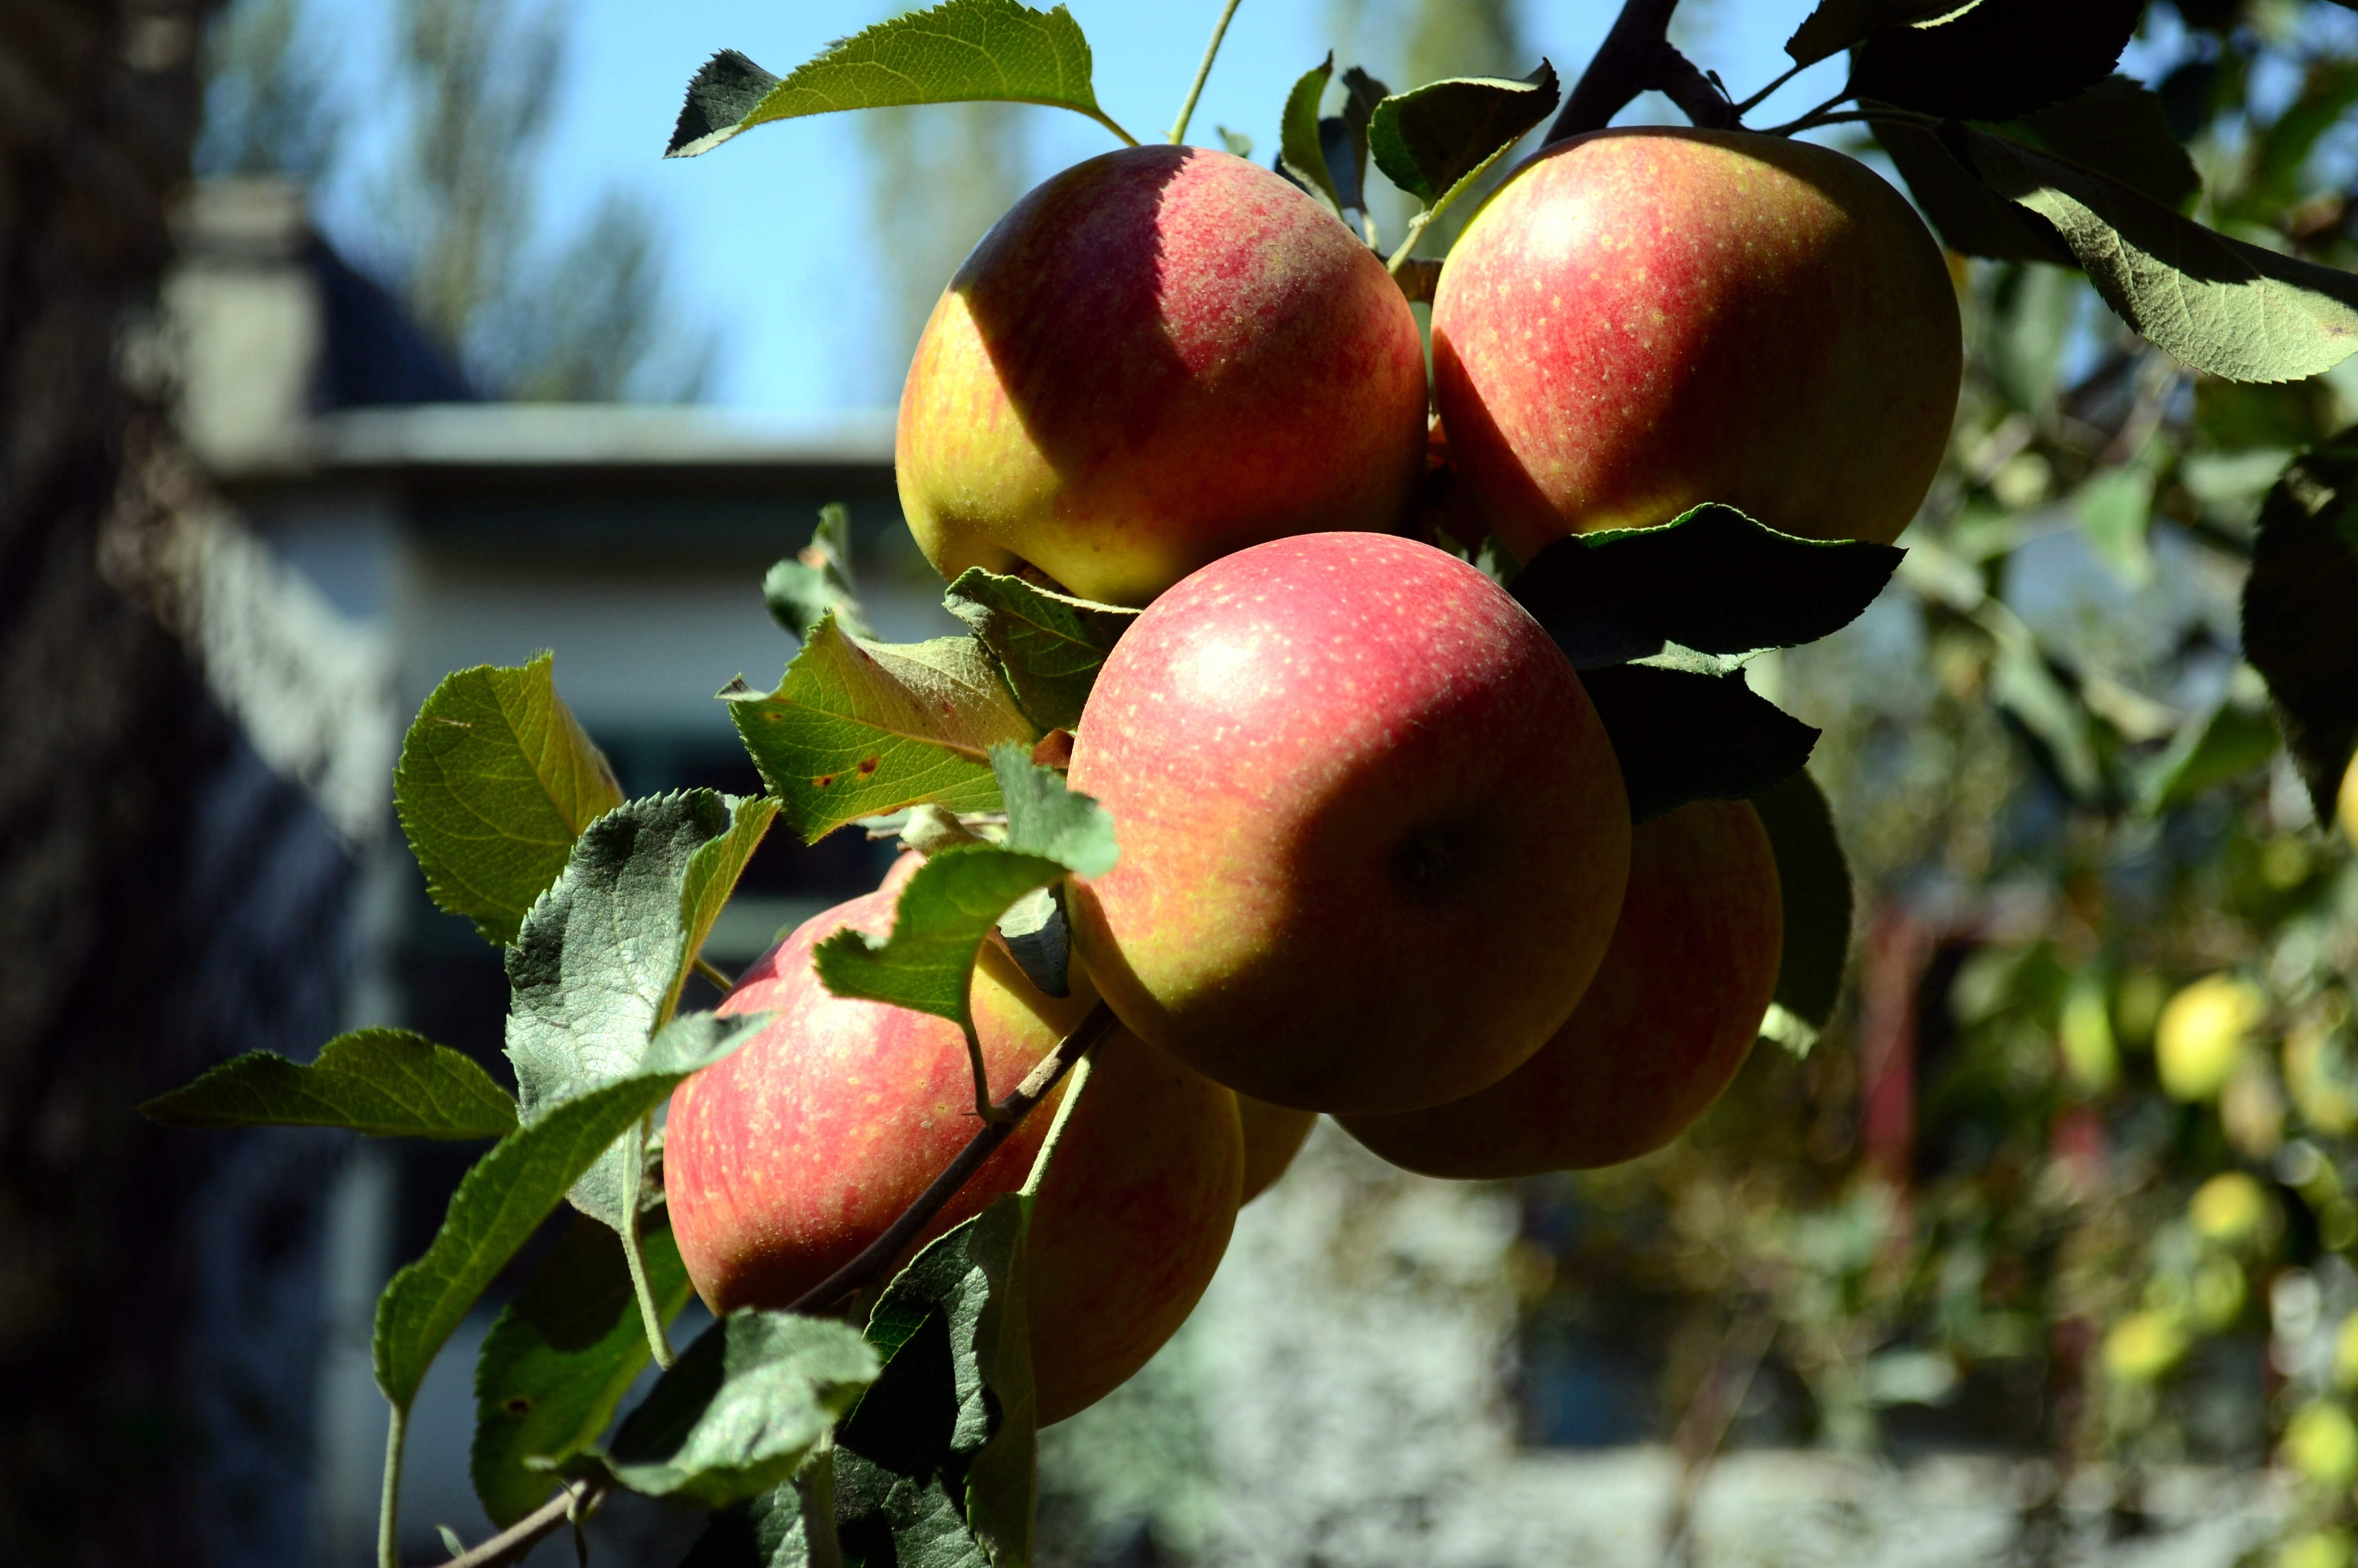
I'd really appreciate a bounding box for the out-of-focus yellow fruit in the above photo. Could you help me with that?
[2157,975,2268,1101]
[2333,1314,2358,1389]
[2287,1024,2358,1137]
[2341,751,2357,851]
[2102,1311,2186,1382]
[2285,1402,2358,1487]
[2191,1172,2272,1244]
[2282,1529,2353,1568]
[2060,978,2119,1091]
[2194,1256,2247,1329]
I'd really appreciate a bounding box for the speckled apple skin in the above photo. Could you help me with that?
[664,881,1244,1425]
[1432,128,1960,558]
[896,144,1429,608]
[1065,533,1631,1115]
[1339,797,1783,1176]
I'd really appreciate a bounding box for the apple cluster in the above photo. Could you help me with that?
[668,127,1961,1423]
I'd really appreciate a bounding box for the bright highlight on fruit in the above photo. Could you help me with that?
[1065,532,1632,1115]
[897,145,1429,608]
[1432,128,1962,558]
[2155,974,2268,1102]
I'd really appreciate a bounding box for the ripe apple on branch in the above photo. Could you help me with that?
[136,0,2358,1562]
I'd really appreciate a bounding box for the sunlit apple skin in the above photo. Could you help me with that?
[1065,533,1631,1115]
[664,882,1245,1425]
[1236,1097,1317,1204]
[1432,128,1961,558]
[896,144,1429,607]
[1338,798,1782,1177]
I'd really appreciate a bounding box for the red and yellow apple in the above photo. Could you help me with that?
[1338,797,1782,1177]
[896,144,1429,607]
[664,880,1245,1425]
[1432,128,1961,558]
[1065,533,1631,1115]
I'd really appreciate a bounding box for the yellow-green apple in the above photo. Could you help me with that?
[1065,532,1631,1114]
[664,881,1245,1425]
[1432,128,1961,559]
[896,144,1429,607]
[1237,1097,1316,1204]
[1338,797,1782,1176]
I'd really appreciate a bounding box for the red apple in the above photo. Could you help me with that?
[1432,128,1960,558]
[1065,533,1631,1115]
[1236,1097,1316,1204]
[1338,797,1783,1176]
[896,144,1429,607]
[665,881,1244,1425]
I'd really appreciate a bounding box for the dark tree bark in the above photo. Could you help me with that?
[0,2,230,1561]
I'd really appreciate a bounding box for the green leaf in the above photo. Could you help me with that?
[506,792,775,1229]
[595,1311,877,1508]
[727,614,1039,845]
[1581,665,1819,823]
[1873,118,2071,262]
[1508,505,1903,671]
[766,504,874,642]
[394,652,625,947]
[471,1215,694,1526]
[2012,77,2198,212]
[2242,435,2358,821]
[1277,55,1342,215]
[2137,696,2281,815]
[666,0,1118,159]
[843,1196,1036,1568]
[1956,124,2358,383]
[942,568,1138,733]
[677,1451,839,1568]
[1367,61,1559,209]
[140,1029,516,1140]
[1748,771,1854,1058]
[1853,0,2144,122]
[813,746,1115,1028]
[372,1013,763,1413]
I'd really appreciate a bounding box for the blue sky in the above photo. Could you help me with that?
[303,2,1883,410]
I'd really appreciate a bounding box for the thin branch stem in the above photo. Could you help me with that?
[1087,108,1143,148]
[1168,0,1247,145]
[787,1002,1117,1316]
[1755,88,1860,136]
[378,1404,407,1568]
[1731,58,1808,118]
[437,1479,607,1568]
[620,1113,675,1370]
[1021,1050,1093,1199]
[961,1019,1014,1125]
[693,955,735,993]
[1545,0,1682,144]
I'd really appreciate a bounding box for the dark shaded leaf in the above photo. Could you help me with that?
[1368,60,1559,207]
[2242,436,2358,821]
[598,1311,877,1507]
[678,1454,840,1568]
[1582,665,1820,822]
[766,504,874,642]
[1874,118,2070,261]
[373,1014,763,1413]
[394,652,624,947]
[1508,505,1901,670]
[2013,77,2198,211]
[666,1,1111,159]
[472,1216,694,1526]
[995,884,1071,999]
[1785,0,1946,67]
[942,568,1137,733]
[1748,771,1853,1058]
[1958,123,2358,382]
[1276,55,1342,214]
[141,1028,515,1140]
[1854,0,2144,121]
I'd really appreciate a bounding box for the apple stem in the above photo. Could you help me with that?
[619,1112,677,1371]
[1167,0,1247,146]
[962,1021,1016,1125]
[786,1002,1118,1317]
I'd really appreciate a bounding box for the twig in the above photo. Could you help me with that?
[787,1002,1117,1315]
[1168,0,1247,145]
[1656,48,1737,130]
[1730,58,1808,118]
[433,1478,608,1568]
[1545,0,1682,144]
